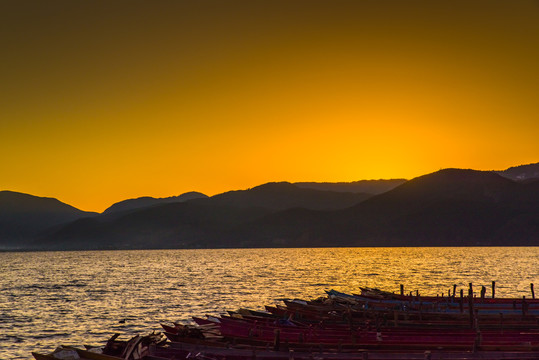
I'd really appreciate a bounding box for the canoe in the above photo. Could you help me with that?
[165,338,539,359]
[32,347,123,360]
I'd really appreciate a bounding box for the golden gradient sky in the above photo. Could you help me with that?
[1,0,538,212]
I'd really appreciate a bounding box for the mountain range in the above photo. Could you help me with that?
[1,162,538,250]
[0,191,97,249]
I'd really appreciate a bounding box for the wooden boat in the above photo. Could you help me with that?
[163,338,539,359]
[358,287,539,304]
[33,285,539,360]
[33,347,169,360]
[327,290,539,314]
[33,347,124,360]
[271,291,539,327]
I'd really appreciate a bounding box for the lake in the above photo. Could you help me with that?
[1,247,538,359]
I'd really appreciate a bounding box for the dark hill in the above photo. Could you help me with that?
[331,169,525,246]
[355,169,516,208]
[103,191,208,215]
[497,162,539,182]
[0,191,97,249]
[17,167,539,250]
[294,179,406,195]
[38,201,271,250]
[228,169,539,247]
[202,182,370,211]
[39,182,370,250]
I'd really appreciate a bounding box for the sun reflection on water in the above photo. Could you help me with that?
[1,247,538,359]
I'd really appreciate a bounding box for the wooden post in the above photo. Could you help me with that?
[400,284,404,296]
[480,286,486,302]
[273,329,280,351]
[459,289,464,313]
[347,306,353,330]
[473,330,481,353]
[453,284,457,298]
[531,283,535,300]
[468,287,474,327]
[492,281,495,299]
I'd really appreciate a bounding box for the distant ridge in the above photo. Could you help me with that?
[0,191,97,249]
[497,162,539,182]
[223,168,539,247]
[204,182,371,211]
[294,179,406,195]
[2,161,538,250]
[336,168,539,246]
[38,182,372,250]
[103,192,208,215]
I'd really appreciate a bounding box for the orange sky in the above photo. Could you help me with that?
[1,0,538,212]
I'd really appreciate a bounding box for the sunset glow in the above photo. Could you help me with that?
[1,0,538,212]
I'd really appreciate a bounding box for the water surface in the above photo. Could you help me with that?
[1,247,538,359]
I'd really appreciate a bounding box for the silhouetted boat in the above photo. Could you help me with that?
[32,285,539,360]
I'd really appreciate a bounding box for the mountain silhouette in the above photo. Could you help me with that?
[294,179,406,194]
[497,162,539,182]
[333,169,530,246]
[3,162,539,250]
[103,192,208,215]
[36,182,371,250]
[0,191,97,249]
[37,201,271,250]
[198,182,371,211]
[230,169,539,247]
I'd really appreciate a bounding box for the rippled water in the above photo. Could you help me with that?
[1,247,539,359]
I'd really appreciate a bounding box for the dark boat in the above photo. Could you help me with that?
[32,285,539,360]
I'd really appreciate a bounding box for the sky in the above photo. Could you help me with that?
[1,0,538,212]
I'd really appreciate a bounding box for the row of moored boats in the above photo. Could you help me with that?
[33,284,539,360]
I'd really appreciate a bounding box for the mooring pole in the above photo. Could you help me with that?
[273,329,280,351]
[522,296,529,317]
[468,286,474,328]
[459,289,464,313]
